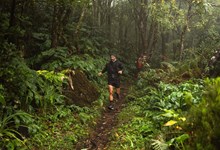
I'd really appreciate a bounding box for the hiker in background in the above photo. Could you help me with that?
[135,53,146,78]
[209,50,220,77]
[98,54,123,110]
[135,52,150,78]
[135,54,144,78]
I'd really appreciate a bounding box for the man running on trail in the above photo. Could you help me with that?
[98,54,123,110]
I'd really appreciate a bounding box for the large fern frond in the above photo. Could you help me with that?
[151,139,168,150]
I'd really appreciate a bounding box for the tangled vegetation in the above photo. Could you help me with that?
[108,67,220,150]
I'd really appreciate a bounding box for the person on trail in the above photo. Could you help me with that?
[136,56,144,71]
[135,54,144,78]
[98,54,123,110]
[135,53,150,78]
[209,50,220,77]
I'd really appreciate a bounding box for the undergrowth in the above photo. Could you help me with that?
[28,104,104,150]
[0,44,109,149]
[108,68,205,150]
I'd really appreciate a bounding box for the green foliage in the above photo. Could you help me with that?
[137,69,161,88]
[185,77,220,150]
[0,43,40,111]
[63,54,106,81]
[29,47,107,84]
[1,52,65,112]
[36,70,66,108]
[0,110,33,149]
[109,76,204,149]
[110,115,155,150]
[136,80,204,111]
[0,11,108,149]
[151,138,168,150]
[0,84,6,107]
[28,47,69,70]
[28,104,100,150]
[37,70,65,86]
[148,0,180,30]
[1,0,219,149]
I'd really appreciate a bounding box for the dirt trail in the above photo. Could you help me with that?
[75,83,129,150]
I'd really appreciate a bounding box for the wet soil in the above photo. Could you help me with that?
[75,83,129,150]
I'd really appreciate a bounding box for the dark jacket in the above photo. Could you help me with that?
[102,60,123,81]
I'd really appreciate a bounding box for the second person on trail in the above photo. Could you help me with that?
[98,54,123,110]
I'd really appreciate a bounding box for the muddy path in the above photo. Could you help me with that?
[75,82,129,150]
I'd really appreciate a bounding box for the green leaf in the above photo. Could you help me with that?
[175,134,190,143]
[164,120,177,126]
[0,95,5,105]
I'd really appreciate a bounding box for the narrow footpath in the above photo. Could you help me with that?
[75,83,129,150]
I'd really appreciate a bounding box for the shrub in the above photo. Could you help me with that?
[186,77,220,150]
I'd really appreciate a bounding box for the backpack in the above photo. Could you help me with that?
[136,58,143,69]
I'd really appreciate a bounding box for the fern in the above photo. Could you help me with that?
[151,139,168,150]
[0,84,5,106]
[0,111,33,149]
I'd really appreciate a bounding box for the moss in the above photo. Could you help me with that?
[63,70,100,106]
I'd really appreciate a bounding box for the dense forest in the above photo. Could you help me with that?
[0,0,220,149]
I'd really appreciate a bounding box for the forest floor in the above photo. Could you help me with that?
[75,81,129,150]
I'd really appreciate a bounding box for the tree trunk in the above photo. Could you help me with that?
[179,1,192,61]
[8,0,17,43]
[129,0,148,54]
[107,0,112,40]
[140,20,147,53]
[147,20,154,53]
[147,19,159,56]
[172,30,178,60]
[60,8,73,53]
[51,2,59,48]
[92,0,97,26]
[9,0,16,28]
[161,31,167,61]
[74,5,87,54]
[118,9,123,49]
